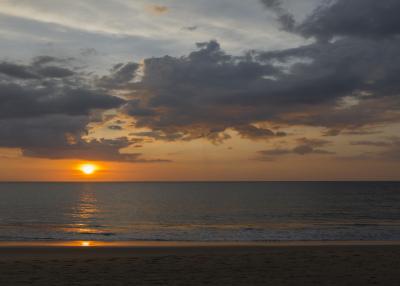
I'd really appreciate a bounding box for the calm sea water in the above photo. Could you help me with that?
[0,182,400,241]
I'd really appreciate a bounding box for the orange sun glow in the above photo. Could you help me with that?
[79,164,97,175]
[81,241,91,247]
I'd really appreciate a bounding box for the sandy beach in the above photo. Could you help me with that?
[0,242,400,285]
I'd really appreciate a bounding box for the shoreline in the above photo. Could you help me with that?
[1,242,400,285]
[1,240,400,261]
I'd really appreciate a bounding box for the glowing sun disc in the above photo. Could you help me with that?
[80,164,97,175]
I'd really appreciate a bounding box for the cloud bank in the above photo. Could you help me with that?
[2,0,400,162]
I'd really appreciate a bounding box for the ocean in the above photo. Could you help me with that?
[0,182,399,241]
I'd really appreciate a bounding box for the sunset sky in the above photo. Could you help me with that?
[1,0,400,181]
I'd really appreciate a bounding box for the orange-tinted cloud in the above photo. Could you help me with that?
[146,5,169,15]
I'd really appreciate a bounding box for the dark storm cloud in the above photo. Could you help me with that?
[0,62,38,79]
[118,41,290,140]
[0,83,124,119]
[0,57,158,162]
[22,137,170,162]
[261,0,400,40]
[110,34,400,141]
[37,66,75,78]
[298,0,400,39]
[0,115,88,149]
[257,138,334,160]
[0,57,75,79]
[0,114,166,162]
[260,0,295,31]
[100,62,139,88]
[0,57,124,119]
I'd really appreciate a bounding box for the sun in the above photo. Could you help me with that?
[79,164,97,175]
[81,241,91,247]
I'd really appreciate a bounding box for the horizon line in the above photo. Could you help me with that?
[1,180,400,183]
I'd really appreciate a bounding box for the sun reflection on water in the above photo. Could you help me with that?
[70,184,103,235]
[76,187,98,219]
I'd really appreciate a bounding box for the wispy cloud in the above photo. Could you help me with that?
[257,138,335,160]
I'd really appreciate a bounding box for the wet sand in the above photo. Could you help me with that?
[1,242,400,285]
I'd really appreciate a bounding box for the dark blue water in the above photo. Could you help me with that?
[0,182,399,241]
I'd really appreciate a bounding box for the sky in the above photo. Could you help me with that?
[1,0,400,181]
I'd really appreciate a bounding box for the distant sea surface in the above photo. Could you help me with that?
[0,182,400,241]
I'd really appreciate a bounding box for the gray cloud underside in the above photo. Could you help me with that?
[22,136,170,163]
[116,35,400,141]
[0,57,165,162]
[297,0,400,39]
[261,0,400,40]
[0,57,123,119]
